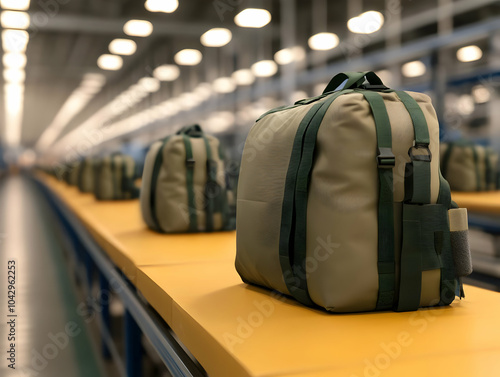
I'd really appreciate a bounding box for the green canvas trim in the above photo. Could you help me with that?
[485,148,492,189]
[360,90,396,310]
[110,156,119,200]
[395,91,430,145]
[149,137,171,232]
[202,135,215,232]
[436,169,457,305]
[279,89,352,307]
[396,92,431,204]
[182,134,198,232]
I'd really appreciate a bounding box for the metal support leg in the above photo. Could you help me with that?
[100,272,112,360]
[125,309,142,377]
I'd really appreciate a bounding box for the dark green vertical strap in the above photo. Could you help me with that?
[397,216,422,311]
[435,173,457,304]
[394,91,430,145]
[359,91,396,310]
[279,90,351,307]
[217,144,230,229]
[121,159,127,198]
[149,137,170,232]
[110,156,118,200]
[279,100,325,307]
[395,91,431,205]
[437,169,452,209]
[182,134,198,232]
[395,91,432,311]
[485,148,492,189]
[202,135,214,232]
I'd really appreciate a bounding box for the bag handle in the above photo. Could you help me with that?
[176,124,204,137]
[322,71,386,94]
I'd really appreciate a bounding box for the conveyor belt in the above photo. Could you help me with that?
[39,174,500,377]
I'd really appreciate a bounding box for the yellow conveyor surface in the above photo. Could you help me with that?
[43,176,500,377]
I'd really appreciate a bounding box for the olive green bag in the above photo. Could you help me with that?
[140,125,230,233]
[235,72,472,313]
[94,153,140,201]
[441,141,499,191]
[77,157,96,193]
[68,161,81,186]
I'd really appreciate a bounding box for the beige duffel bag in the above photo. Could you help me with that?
[235,72,472,313]
[140,125,230,233]
[94,153,139,200]
[440,141,499,191]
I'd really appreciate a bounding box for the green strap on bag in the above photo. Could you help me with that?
[182,134,198,232]
[360,91,396,310]
[280,89,353,307]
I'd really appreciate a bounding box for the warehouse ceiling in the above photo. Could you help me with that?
[0,0,499,153]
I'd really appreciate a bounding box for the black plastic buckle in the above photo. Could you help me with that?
[360,84,389,91]
[408,144,432,162]
[377,147,395,168]
[186,158,196,167]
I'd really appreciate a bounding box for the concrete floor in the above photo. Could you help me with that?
[0,175,104,377]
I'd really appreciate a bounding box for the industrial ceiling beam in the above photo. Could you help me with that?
[27,12,272,37]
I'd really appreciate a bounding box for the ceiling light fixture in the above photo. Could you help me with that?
[274,46,306,65]
[401,60,426,77]
[3,68,25,83]
[213,77,236,93]
[472,85,490,104]
[174,49,202,66]
[0,0,30,11]
[4,83,24,146]
[153,64,180,81]
[2,29,29,52]
[457,45,482,62]
[123,19,153,37]
[232,69,255,85]
[97,54,123,70]
[347,11,384,34]
[251,60,278,77]
[35,73,106,152]
[200,28,232,47]
[138,77,161,93]
[308,32,339,51]
[145,0,178,13]
[109,39,137,55]
[1,11,30,29]
[2,52,26,69]
[234,8,271,28]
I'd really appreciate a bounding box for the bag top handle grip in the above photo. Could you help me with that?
[322,71,386,94]
[176,124,204,137]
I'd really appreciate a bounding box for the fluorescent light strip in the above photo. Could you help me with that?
[2,30,29,146]
[35,73,106,151]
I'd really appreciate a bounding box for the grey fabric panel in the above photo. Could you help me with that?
[140,141,163,229]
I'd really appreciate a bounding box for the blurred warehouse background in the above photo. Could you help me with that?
[0,0,498,168]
